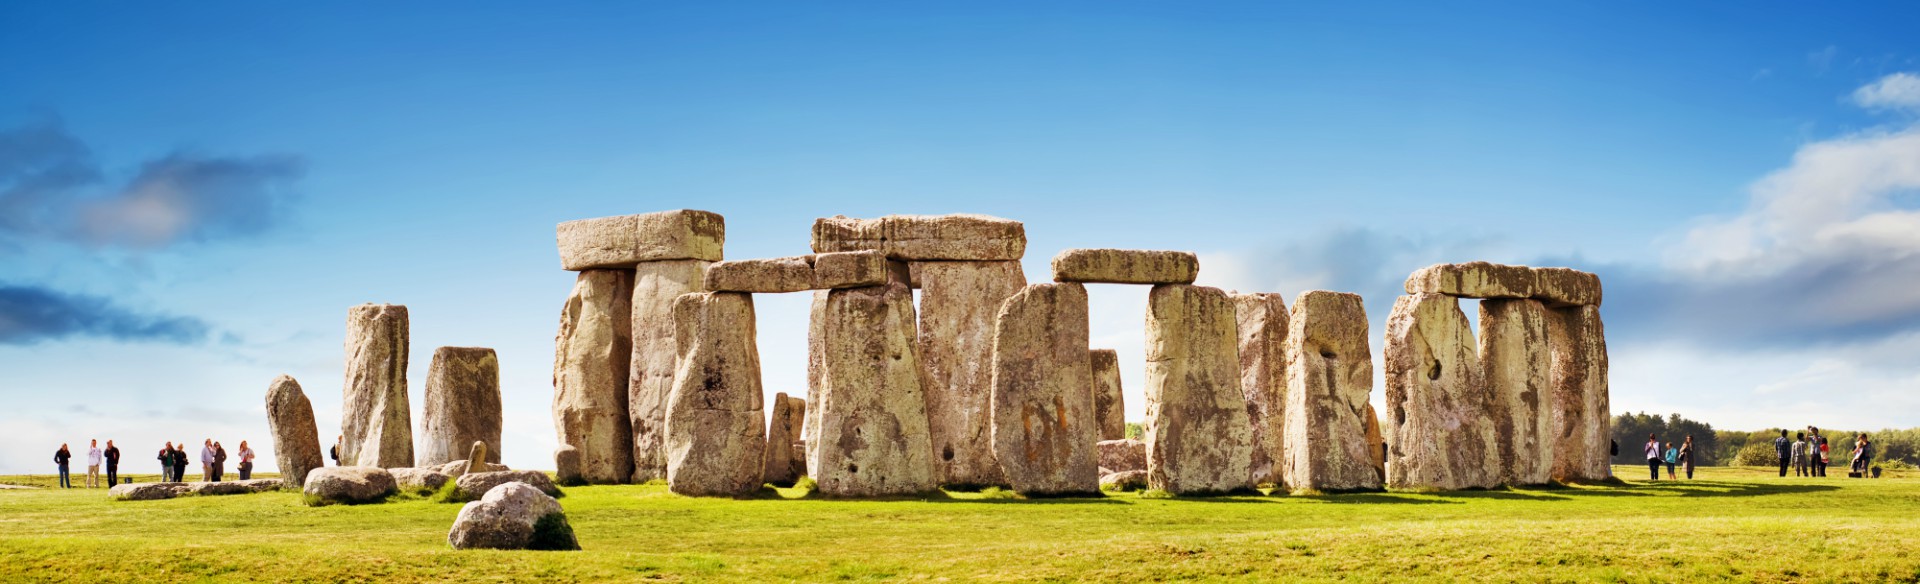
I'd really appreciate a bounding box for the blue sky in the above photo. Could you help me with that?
[4,3,1920,473]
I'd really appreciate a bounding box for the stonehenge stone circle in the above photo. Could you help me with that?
[302,467,398,506]
[448,482,580,551]
[1480,298,1555,486]
[811,214,1026,261]
[264,374,324,487]
[629,259,710,483]
[419,347,502,468]
[989,282,1100,496]
[342,303,414,469]
[914,259,1027,487]
[1089,349,1127,441]
[763,393,807,487]
[1144,284,1255,495]
[1232,292,1289,486]
[556,209,724,270]
[1282,291,1381,492]
[810,283,938,497]
[812,250,890,289]
[1382,293,1500,490]
[1404,261,1536,300]
[664,292,767,497]
[1549,305,1610,482]
[1049,249,1199,285]
[553,269,635,485]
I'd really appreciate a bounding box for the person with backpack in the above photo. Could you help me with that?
[1680,436,1696,480]
[1644,434,1661,481]
[1774,429,1791,477]
[53,444,72,489]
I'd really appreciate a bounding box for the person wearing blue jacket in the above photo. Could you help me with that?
[1663,443,1679,480]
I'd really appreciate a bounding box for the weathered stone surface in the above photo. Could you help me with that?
[553,445,582,485]
[810,283,937,497]
[391,467,452,494]
[1534,267,1603,307]
[264,375,324,487]
[1381,294,1500,490]
[1100,470,1148,491]
[703,255,816,293]
[466,442,491,476]
[1098,439,1146,473]
[1144,284,1254,495]
[557,209,724,270]
[187,482,252,496]
[804,290,828,472]
[420,347,502,468]
[812,251,889,289]
[989,282,1100,495]
[302,466,398,506]
[1050,249,1199,285]
[664,292,766,497]
[812,214,1026,261]
[1548,305,1610,482]
[1232,293,1289,486]
[1364,403,1386,482]
[109,482,188,501]
[1282,291,1381,492]
[553,270,634,484]
[237,479,285,492]
[1404,262,1536,300]
[448,482,580,551]
[629,259,709,484]
[342,303,413,469]
[762,393,805,487]
[1089,349,1126,441]
[456,470,562,500]
[915,260,1027,487]
[1480,298,1554,486]
[436,459,510,479]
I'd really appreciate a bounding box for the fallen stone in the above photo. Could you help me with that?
[915,260,1027,487]
[236,479,285,492]
[419,347,502,468]
[391,467,452,494]
[811,214,1026,261]
[1144,284,1254,495]
[1089,349,1126,441]
[557,209,725,270]
[810,283,937,497]
[456,470,563,501]
[1098,439,1146,473]
[1049,249,1199,285]
[553,446,582,485]
[302,466,398,506]
[109,482,188,501]
[763,393,804,487]
[1480,298,1554,486]
[342,303,414,468]
[1381,293,1500,490]
[436,459,511,479]
[264,374,325,487]
[989,282,1100,495]
[1548,305,1610,482]
[1282,291,1381,492]
[187,482,253,496]
[1100,470,1148,491]
[1232,292,1289,486]
[664,292,766,497]
[448,482,580,551]
[1533,267,1603,307]
[553,270,634,484]
[629,259,710,483]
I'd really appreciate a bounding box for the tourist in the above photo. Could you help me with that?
[1774,429,1791,477]
[86,439,102,488]
[237,441,255,481]
[1680,436,1696,480]
[54,444,72,488]
[200,439,215,482]
[171,443,189,482]
[331,435,342,466]
[1852,433,1873,477]
[1663,442,1679,480]
[1644,434,1661,481]
[212,441,228,482]
[104,440,120,486]
[158,442,174,481]
[1609,440,1618,478]
[1792,432,1809,477]
[1817,430,1830,477]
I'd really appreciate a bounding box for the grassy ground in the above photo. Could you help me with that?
[1,466,1916,583]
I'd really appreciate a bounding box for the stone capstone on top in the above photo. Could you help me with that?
[702,250,888,293]
[556,209,725,270]
[1403,262,1601,307]
[1050,249,1199,285]
[811,214,1026,261]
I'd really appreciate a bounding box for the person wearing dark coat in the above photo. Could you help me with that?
[54,444,73,488]
[158,442,174,481]
[212,442,228,482]
[170,444,189,482]
[104,440,121,486]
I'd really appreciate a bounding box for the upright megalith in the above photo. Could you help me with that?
[1282,291,1380,492]
[556,209,724,270]
[553,270,634,485]
[810,283,937,497]
[1548,304,1610,482]
[265,375,324,487]
[630,259,710,483]
[1232,292,1289,486]
[1089,349,1126,441]
[914,260,1027,487]
[664,292,766,497]
[1144,284,1254,495]
[989,282,1100,496]
[1050,249,1199,285]
[1480,298,1554,486]
[1364,403,1386,480]
[763,393,806,487]
[420,347,502,468]
[1381,294,1499,490]
[343,303,413,468]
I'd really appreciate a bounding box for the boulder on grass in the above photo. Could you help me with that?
[1100,470,1148,492]
[109,482,188,501]
[448,482,581,551]
[392,467,453,493]
[235,479,284,492]
[456,470,562,501]
[302,467,399,506]
[187,482,253,496]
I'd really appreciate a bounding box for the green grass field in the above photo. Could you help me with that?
[2,466,1916,583]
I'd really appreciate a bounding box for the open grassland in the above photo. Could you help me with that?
[2,466,1916,583]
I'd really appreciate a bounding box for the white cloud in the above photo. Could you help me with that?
[1852,72,1920,112]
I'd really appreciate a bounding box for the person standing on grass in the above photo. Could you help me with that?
[171,443,189,482]
[1852,434,1873,477]
[54,444,72,488]
[104,440,120,486]
[212,441,228,482]
[1680,436,1696,480]
[158,442,174,481]
[1663,442,1679,480]
[1818,431,1831,477]
[236,441,255,480]
[1774,429,1791,477]
[86,440,102,488]
[1644,434,1661,480]
[1609,440,1618,478]
[200,439,215,481]
[1792,433,1809,477]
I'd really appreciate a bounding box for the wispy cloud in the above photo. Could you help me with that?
[0,283,211,345]
[1852,72,1920,112]
[1808,45,1839,75]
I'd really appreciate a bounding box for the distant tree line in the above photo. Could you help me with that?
[1609,412,1920,468]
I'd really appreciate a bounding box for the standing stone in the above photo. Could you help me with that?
[466,442,491,476]
[989,282,1100,495]
[1548,305,1610,482]
[763,392,804,487]
[803,290,828,472]
[553,270,634,485]
[420,347,502,468]
[914,260,1026,487]
[1089,349,1126,441]
[1232,292,1288,486]
[1144,284,1254,495]
[664,292,766,497]
[264,375,324,487]
[810,283,937,497]
[1381,294,1500,490]
[342,303,413,468]
[1364,403,1386,481]
[784,396,807,479]
[630,259,710,483]
[1480,298,1554,486]
[1282,291,1380,492]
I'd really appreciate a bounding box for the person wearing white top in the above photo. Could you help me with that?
[86,440,102,488]
[237,441,256,481]
[200,439,215,482]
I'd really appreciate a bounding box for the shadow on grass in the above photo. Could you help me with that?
[1304,493,1461,505]
[1561,480,1842,499]
[1442,490,1572,502]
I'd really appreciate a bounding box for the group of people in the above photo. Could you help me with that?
[1776,427,1877,478]
[1643,434,1700,480]
[49,439,254,487]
